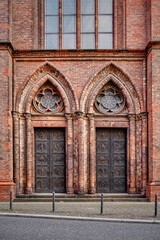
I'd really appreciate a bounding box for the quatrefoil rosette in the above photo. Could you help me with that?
[95,87,125,114]
[33,86,63,113]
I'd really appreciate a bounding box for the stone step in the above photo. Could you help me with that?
[16,193,146,199]
[14,196,148,203]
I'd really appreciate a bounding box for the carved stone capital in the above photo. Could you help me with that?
[24,113,31,119]
[65,113,73,120]
[87,113,95,120]
[128,114,136,121]
[136,114,141,121]
[12,111,19,119]
[140,112,147,119]
[74,111,84,119]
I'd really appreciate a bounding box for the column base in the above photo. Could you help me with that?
[89,187,96,194]
[129,187,136,194]
[66,187,74,194]
[146,182,160,202]
[26,187,33,195]
[0,181,16,201]
[78,187,85,195]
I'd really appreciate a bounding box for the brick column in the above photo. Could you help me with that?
[87,113,96,193]
[65,113,74,194]
[146,42,160,201]
[135,114,142,193]
[75,112,85,195]
[13,112,20,194]
[141,112,148,195]
[25,113,33,194]
[128,114,136,193]
[19,115,26,194]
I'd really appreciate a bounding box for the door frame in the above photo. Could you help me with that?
[20,113,74,195]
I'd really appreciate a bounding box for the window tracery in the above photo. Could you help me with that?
[95,86,125,114]
[33,85,63,114]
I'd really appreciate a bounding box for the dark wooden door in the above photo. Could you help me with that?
[96,128,126,193]
[35,128,66,193]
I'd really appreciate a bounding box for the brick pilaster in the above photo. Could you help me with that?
[65,113,74,194]
[13,111,20,194]
[128,114,136,193]
[87,113,96,194]
[25,113,33,194]
[75,112,85,195]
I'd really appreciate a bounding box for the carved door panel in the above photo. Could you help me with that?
[96,128,126,193]
[35,128,65,193]
[50,129,66,193]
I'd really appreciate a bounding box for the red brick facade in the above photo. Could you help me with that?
[0,0,160,201]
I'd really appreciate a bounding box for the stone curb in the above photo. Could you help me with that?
[0,212,160,224]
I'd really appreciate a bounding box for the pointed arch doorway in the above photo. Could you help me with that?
[14,63,76,195]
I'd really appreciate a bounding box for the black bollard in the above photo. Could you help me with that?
[155,194,158,217]
[101,193,103,215]
[53,192,55,213]
[10,191,12,210]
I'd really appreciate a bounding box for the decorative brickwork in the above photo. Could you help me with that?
[15,62,79,113]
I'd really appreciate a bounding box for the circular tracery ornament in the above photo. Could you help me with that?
[33,86,63,114]
[95,87,125,114]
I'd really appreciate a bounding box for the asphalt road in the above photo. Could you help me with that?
[0,216,160,240]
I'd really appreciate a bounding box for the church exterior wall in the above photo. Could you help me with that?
[0,0,160,201]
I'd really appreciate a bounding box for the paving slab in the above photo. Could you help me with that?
[0,202,159,220]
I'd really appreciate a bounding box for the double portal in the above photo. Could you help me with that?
[35,128,126,193]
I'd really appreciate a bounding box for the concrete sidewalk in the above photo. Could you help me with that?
[0,201,159,220]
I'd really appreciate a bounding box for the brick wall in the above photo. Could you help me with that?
[147,45,160,201]
[0,0,10,41]
[126,0,147,49]
[150,0,160,41]
[12,0,33,49]
[0,45,14,201]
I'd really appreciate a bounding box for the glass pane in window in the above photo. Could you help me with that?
[98,33,113,49]
[98,0,113,14]
[45,0,59,15]
[45,34,59,49]
[81,34,95,49]
[62,34,76,49]
[81,16,95,33]
[45,16,59,33]
[62,0,76,14]
[98,15,112,32]
[81,0,95,14]
[62,16,76,33]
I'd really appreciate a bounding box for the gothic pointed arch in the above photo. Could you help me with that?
[15,62,78,113]
[80,63,143,114]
